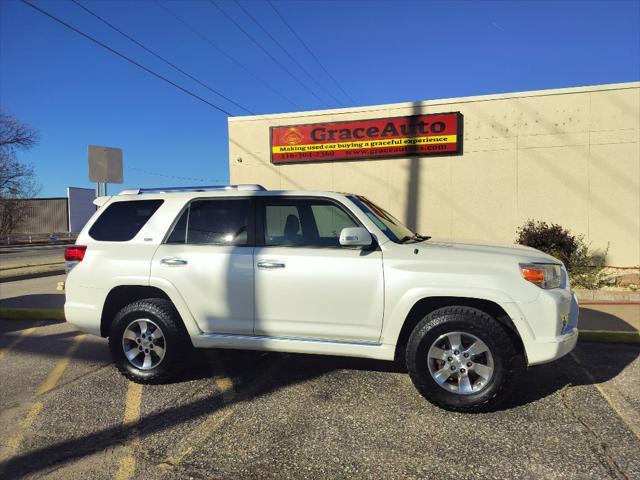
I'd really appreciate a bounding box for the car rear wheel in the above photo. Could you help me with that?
[109,298,191,384]
[406,306,523,412]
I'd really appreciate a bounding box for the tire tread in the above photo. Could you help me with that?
[109,298,190,384]
[406,305,522,413]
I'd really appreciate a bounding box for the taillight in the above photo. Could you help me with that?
[64,245,87,262]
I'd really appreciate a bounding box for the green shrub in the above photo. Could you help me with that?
[515,220,611,289]
[515,220,577,266]
[568,239,610,290]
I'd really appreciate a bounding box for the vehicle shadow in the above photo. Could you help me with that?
[0,318,63,335]
[219,339,638,413]
[0,334,637,478]
[499,339,639,410]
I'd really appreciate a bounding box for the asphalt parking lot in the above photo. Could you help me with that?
[0,319,638,480]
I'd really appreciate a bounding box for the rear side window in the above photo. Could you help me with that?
[89,200,163,241]
[166,199,251,246]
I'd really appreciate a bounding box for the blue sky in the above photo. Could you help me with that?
[1,0,639,197]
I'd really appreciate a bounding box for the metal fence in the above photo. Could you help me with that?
[1,232,78,245]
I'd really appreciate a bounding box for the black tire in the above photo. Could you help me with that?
[108,298,192,384]
[406,306,523,413]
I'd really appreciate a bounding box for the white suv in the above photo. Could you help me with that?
[64,184,579,412]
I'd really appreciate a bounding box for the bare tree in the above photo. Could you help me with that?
[0,112,40,235]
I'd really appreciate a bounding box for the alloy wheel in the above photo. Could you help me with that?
[122,318,166,370]
[427,331,494,395]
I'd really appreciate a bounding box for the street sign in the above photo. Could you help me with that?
[88,145,123,183]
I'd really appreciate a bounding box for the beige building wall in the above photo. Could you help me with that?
[229,82,640,267]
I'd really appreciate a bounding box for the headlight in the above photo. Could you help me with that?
[519,263,562,289]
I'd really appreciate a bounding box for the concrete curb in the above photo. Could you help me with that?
[575,289,640,302]
[0,263,66,283]
[0,268,66,284]
[0,261,65,272]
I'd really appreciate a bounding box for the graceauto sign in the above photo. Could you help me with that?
[270,112,462,164]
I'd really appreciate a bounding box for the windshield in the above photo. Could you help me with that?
[348,195,418,243]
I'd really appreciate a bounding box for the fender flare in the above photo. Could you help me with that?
[148,277,203,337]
[381,287,535,347]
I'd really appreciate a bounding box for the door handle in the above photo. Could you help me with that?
[257,260,285,269]
[160,257,188,266]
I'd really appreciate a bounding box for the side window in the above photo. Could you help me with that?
[263,199,359,247]
[264,205,300,245]
[89,200,163,242]
[168,199,250,246]
[311,204,357,240]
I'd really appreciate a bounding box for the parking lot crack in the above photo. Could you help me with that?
[560,384,630,480]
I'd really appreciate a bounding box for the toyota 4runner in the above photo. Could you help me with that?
[64,184,579,412]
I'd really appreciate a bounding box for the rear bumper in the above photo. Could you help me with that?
[64,282,108,337]
[65,302,102,336]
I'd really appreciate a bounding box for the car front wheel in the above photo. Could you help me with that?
[406,306,523,412]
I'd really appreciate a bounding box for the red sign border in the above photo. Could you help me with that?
[270,112,464,165]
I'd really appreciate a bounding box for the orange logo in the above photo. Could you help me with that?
[282,128,304,145]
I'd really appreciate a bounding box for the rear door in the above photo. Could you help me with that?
[151,198,254,334]
[253,197,384,342]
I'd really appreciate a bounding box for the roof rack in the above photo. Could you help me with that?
[118,184,266,195]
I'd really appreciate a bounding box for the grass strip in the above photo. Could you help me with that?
[0,308,65,321]
[579,329,640,344]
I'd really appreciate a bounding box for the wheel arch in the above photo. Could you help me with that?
[100,283,200,339]
[100,286,170,337]
[393,296,526,363]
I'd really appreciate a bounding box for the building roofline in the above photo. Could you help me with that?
[228,81,640,123]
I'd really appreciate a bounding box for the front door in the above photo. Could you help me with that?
[151,198,254,334]
[254,197,384,343]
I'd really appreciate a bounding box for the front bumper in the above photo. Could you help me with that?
[525,327,578,366]
[515,290,580,366]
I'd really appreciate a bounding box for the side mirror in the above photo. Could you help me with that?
[339,227,373,247]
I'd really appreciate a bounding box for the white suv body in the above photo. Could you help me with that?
[65,185,578,411]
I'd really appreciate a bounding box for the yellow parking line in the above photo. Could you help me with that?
[115,452,136,480]
[122,382,143,426]
[160,409,235,469]
[0,325,39,360]
[115,382,143,480]
[38,334,85,395]
[21,402,45,429]
[0,333,84,462]
[158,354,237,470]
[215,376,236,403]
[164,373,237,466]
[3,403,44,457]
